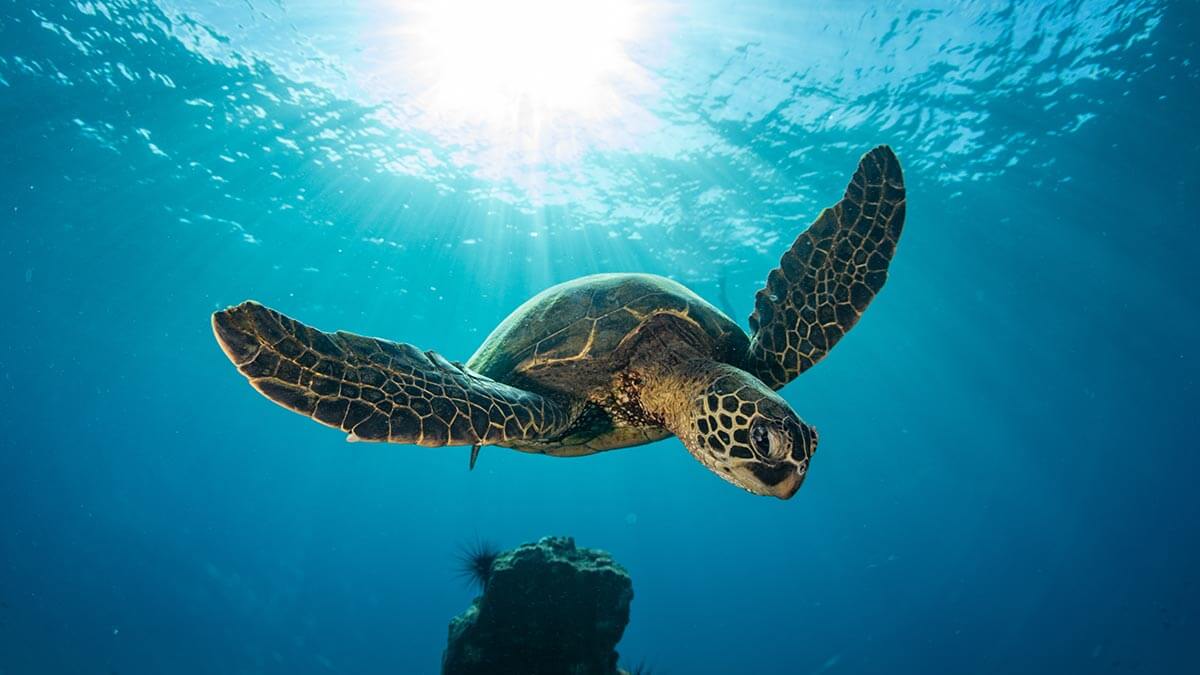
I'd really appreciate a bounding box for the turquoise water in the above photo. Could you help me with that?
[2,0,1197,672]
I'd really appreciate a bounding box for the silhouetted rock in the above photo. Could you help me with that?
[442,536,633,675]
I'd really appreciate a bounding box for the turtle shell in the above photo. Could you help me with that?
[467,273,749,398]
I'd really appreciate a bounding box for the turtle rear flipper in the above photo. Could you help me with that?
[213,301,574,447]
[747,145,906,389]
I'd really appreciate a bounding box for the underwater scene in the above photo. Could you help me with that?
[1,0,1198,673]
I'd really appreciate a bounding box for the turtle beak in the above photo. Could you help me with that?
[741,455,809,499]
[771,462,807,500]
[760,420,814,499]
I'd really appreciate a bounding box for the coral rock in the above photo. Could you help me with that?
[442,536,634,675]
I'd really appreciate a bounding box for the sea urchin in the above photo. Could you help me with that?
[457,538,501,591]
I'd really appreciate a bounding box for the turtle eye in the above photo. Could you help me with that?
[750,421,771,457]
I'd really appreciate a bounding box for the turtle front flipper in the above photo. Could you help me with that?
[213,301,575,446]
[747,145,906,389]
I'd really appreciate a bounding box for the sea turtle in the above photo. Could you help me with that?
[212,146,906,499]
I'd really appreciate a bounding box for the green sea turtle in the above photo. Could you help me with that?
[212,146,906,499]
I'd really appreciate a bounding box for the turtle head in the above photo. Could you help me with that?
[680,367,818,499]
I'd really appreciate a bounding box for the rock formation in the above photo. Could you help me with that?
[442,536,633,675]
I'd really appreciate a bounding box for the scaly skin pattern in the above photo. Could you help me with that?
[467,275,747,457]
[635,357,816,498]
[211,146,902,498]
[212,302,576,446]
[747,145,906,389]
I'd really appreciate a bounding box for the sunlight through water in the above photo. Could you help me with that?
[375,0,665,182]
[146,0,1168,215]
[410,0,643,124]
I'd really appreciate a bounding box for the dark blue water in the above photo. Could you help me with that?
[2,1,1197,673]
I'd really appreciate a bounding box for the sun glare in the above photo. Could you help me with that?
[383,0,660,175]
[418,0,638,114]
[415,0,643,118]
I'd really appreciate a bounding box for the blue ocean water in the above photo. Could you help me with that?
[1,0,1197,673]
